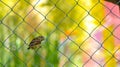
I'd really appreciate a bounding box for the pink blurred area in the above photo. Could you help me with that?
[103,1,120,47]
[94,1,120,47]
[83,1,120,67]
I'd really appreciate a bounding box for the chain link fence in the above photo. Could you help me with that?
[0,0,120,67]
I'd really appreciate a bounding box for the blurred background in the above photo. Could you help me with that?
[0,0,120,67]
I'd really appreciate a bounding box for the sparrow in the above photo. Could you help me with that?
[28,36,44,49]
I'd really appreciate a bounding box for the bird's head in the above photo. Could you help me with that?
[38,36,45,41]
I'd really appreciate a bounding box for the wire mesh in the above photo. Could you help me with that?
[0,0,120,67]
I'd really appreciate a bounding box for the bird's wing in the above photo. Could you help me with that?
[29,41,41,46]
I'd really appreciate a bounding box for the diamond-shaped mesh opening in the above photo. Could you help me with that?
[0,44,27,67]
[58,39,79,58]
[49,30,65,45]
[36,20,55,36]
[13,0,31,17]
[3,34,25,51]
[0,24,13,42]
[4,54,27,67]
[68,5,88,23]
[69,27,89,45]
[92,25,112,43]
[90,3,105,21]
[0,1,11,20]
[24,10,45,27]
[34,0,56,16]
[80,37,101,56]
[57,18,78,34]
[78,0,99,11]
[56,0,76,13]
[102,36,115,53]
[92,48,113,66]
[69,49,83,67]
[14,22,34,39]
[79,15,100,33]
[91,25,103,43]
[58,54,69,67]
[2,12,23,30]
[46,7,66,24]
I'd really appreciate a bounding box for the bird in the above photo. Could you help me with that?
[28,36,45,49]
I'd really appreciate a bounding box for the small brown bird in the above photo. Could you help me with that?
[28,36,44,49]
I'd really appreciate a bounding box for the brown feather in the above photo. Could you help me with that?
[28,36,44,49]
